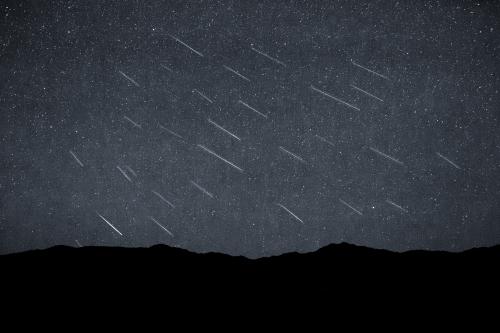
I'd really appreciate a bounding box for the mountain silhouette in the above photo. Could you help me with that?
[2,243,499,297]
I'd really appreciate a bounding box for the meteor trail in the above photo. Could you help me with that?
[193,89,213,103]
[208,118,241,141]
[197,144,244,172]
[190,180,214,199]
[279,146,306,164]
[149,216,174,237]
[238,100,268,119]
[386,199,408,213]
[314,135,335,148]
[158,123,184,139]
[339,199,363,216]
[250,46,286,67]
[350,84,384,102]
[168,34,204,57]
[117,166,132,182]
[96,212,123,236]
[124,116,142,129]
[436,152,461,169]
[276,203,304,224]
[125,165,137,177]
[69,150,84,167]
[152,190,175,208]
[118,70,140,87]
[160,64,173,72]
[351,60,390,80]
[310,85,360,111]
[223,65,251,82]
[369,147,404,166]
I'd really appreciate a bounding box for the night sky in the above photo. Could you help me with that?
[1,0,499,258]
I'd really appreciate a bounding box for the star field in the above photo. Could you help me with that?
[1,0,499,257]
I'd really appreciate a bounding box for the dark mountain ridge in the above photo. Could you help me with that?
[2,242,499,292]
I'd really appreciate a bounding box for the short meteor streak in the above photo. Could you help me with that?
[149,216,174,237]
[160,64,173,72]
[386,199,408,213]
[118,70,140,87]
[125,165,137,177]
[117,166,132,182]
[190,180,214,199]
[168,34,204,57]
[436,152,461,169]
[369,147,404,166]
[223,65,251,82]
[238,100,268,119]
[276,203,304,224]
[96,212,123,236]
[250,46,286,67]
[197,144,244,172]
[339,199,363,216]
[314,135,335,148]
[350,84,384,102]
[192,89,213,103]
[69,150,84,167]
[279,146,306,164]
[124,115,142,129]
[152,190,175,208]
[75,240,82,247]
[351,60,390,80]
[208,118,241,141]
[158,123,184,139]
[310,85,360,111]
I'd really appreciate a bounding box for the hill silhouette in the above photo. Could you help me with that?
[1,243,499,296]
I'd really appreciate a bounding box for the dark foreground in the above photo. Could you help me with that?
[1,243,500,298]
